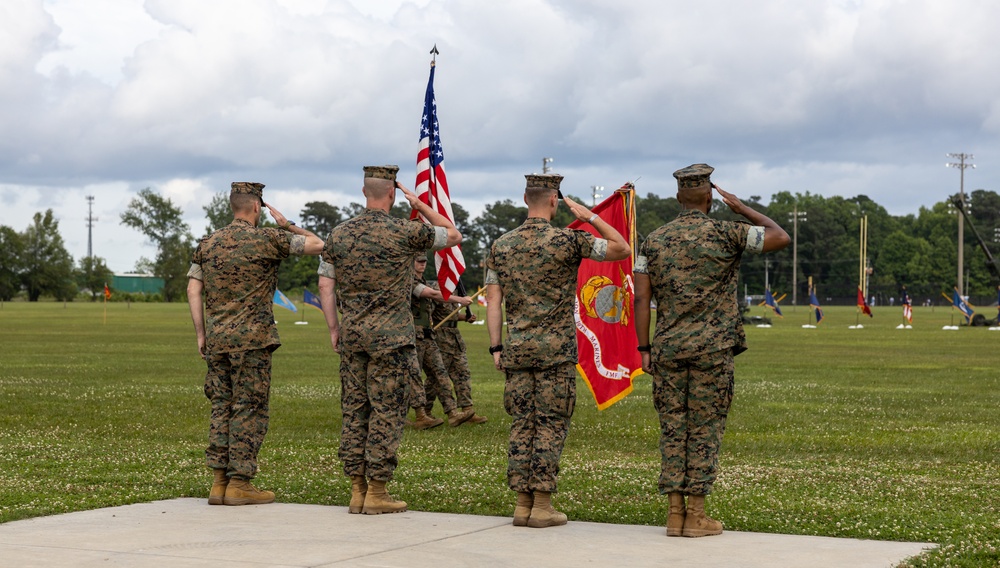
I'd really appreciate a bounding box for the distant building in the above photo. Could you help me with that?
[111,273,164,295]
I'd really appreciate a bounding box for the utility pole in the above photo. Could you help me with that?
[590,185,604,206]
[788,203,807,305]
[542,157,553,174]
[85,195,98,259]
[947,153,974,294]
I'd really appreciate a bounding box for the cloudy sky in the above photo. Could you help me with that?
[1,0,998,272]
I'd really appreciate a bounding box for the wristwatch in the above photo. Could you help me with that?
[637,345,651,353]
[282,220,296,231]
[489,345,504,355]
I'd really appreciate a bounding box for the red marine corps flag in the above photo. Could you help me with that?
[570,184,644,409]
[411,47,464,299]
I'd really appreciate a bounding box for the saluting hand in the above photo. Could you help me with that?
[397,182,421,209]
[713,184,746,216]
[562,195,596,223]
[264,202,289,228]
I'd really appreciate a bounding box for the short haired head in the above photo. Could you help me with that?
[230,181,264,213]
[673,163,714,205]
[363,165,399,199]
[524,173,564,206]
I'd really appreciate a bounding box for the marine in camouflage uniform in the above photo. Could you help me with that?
[187,181,323,505]
[427,280,487,424]
[316,165,460,515]
[633,163,789,537]
[485,173,630,528]
[409,262,474,428]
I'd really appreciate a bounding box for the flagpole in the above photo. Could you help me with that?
[433,286,486,330]
[807,276,813,325]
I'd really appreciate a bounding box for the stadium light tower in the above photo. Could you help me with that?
[946,153,974,294]
[591,185,604,206]
[85,195,98,259]
[542,157,553,174]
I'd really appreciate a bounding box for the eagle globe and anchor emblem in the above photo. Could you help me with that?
[574,267,633,380]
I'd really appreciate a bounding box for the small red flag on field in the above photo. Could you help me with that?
[570,185,644,410]
[104,283,111,301]
[857,286,872,317]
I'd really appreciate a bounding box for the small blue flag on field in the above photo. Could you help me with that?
[809,286,824,325]
[273,289,298,313]
[951,288,974,323]
[303,288,323,311]
[763,288,783,317]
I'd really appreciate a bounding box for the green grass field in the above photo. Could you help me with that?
[1,301,997,567]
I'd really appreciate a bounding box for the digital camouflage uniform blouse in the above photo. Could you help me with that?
[318,210,447,353]
[634,209,765,360]
[485,217,608,370]
[188,219,300,354]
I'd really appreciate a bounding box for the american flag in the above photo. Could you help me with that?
[901,289,912,324]
[413,62,464,299]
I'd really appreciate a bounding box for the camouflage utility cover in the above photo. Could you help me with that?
[189,219,292,353]
[486,217,605,369]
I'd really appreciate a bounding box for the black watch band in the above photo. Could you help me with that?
[637,345,651,353]
[489,345,504,355]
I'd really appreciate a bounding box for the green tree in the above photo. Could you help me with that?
[474,199,527,247]
[21,210,75,301]
[202,192,232,235]
[120,188,194,302]
[300,201,343,238]
[75,256,114,301]
[0,225,24,300]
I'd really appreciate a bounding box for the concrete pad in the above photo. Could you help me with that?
[0,499,934,568]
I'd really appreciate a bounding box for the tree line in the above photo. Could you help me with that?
[3,187,998,306]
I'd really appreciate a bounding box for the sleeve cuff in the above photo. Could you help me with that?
[431,226,449,251]
[317,259,336,279]
[745,226,766,254]
[186,263,204,281]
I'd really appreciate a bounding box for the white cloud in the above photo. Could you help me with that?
[0,0,997,273]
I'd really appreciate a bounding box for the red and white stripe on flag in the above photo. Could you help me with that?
[569,187,644,410]
[413,63,465,299]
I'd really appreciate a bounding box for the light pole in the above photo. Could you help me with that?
[542,157,553,174]
[947,153,974,293]
[788,203,807,305]
[591,185,604,206]
[85,195,97,259]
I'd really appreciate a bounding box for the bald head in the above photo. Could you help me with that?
[677,185,712,209]
[230,192,260,215]
[364,177,395,201]
[525,186,557,207]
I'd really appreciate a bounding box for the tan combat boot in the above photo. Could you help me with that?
[463,406,488,424]
[682,494,723,537]
[362,479,407,515]
[208,468,228,506]
[223,478,275,506]
[512,491,533,526]
[447,407,475,427]
[666,492,685,536]
[413,408,444,430]
[526,491,568,528]
[349,475,368,514]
